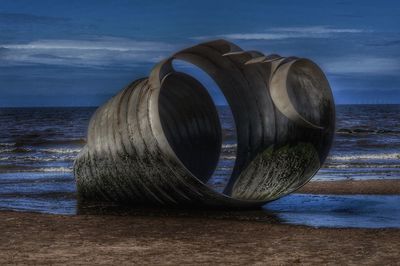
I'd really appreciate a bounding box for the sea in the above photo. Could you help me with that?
[0,105,399,228]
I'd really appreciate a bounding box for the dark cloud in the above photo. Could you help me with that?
[0,0,398,106]
[332,13,364,18]
[0,12,69,24]
[366,40,400,47]
[29,53,74,60]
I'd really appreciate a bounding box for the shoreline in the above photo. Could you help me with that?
[1,179,399,264]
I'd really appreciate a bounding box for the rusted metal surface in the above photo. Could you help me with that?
[74,39,335,208]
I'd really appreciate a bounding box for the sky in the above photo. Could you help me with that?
[0,0,399,106]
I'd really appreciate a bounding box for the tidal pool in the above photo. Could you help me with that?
[264,194,400,228]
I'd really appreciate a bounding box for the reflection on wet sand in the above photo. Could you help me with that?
[77,193,400,229]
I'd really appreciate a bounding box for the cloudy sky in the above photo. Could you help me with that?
[0,0,399,106]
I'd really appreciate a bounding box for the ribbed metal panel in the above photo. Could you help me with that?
[74,40,335,208]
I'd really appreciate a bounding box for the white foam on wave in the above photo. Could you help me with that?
[222,143,237,149]
[20,167,73,173]
[40,167,73,172]
[0,147,81,155]
[0,148,32,154]
[0,149,13,154]
[0,143,15,147]
[329,153,400,161]
[0,166,73,173]
[40,148,82,154]
[324,164,400,169]
[220,155,236,160]
[0,155,74,162]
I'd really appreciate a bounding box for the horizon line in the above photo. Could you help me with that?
[1,103,400,108]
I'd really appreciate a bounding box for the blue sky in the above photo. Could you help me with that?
[0,0,399,106]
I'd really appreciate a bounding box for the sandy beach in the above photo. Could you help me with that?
[0,210,399,265]
[298,179,400,195]
[1,179,399,265]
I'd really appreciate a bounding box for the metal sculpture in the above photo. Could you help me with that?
[74,39,335,208]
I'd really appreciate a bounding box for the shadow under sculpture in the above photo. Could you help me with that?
[74,39,335,208]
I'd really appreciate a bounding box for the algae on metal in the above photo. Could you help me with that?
[232,143,320,201]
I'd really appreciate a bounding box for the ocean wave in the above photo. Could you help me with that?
[37,167,73,173]
[323,164,400,169]
[220,155,236,160]
[0,164,73,173]
[0,176,74,185]
[0,147,81,156]
[328,153,400,161]
[0,191,76,200]
[40,148,81,154]
[12,138,86,147]
[2,137,86,148]
[0,147,31,153]
[336,128,400,135]
[222,143,237,149]
[0,155,75,162]
[0,143,15,147]
[221,152,400,161]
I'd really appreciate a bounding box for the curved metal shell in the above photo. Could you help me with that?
[74,39,335,208]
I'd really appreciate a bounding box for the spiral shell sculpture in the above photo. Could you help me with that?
[74,39,335,208]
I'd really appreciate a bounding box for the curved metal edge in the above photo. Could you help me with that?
[270,58,327,130]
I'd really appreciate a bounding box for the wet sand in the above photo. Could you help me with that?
[0,210,399,265]
[1,180,400,265]
[299,179,400,195]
